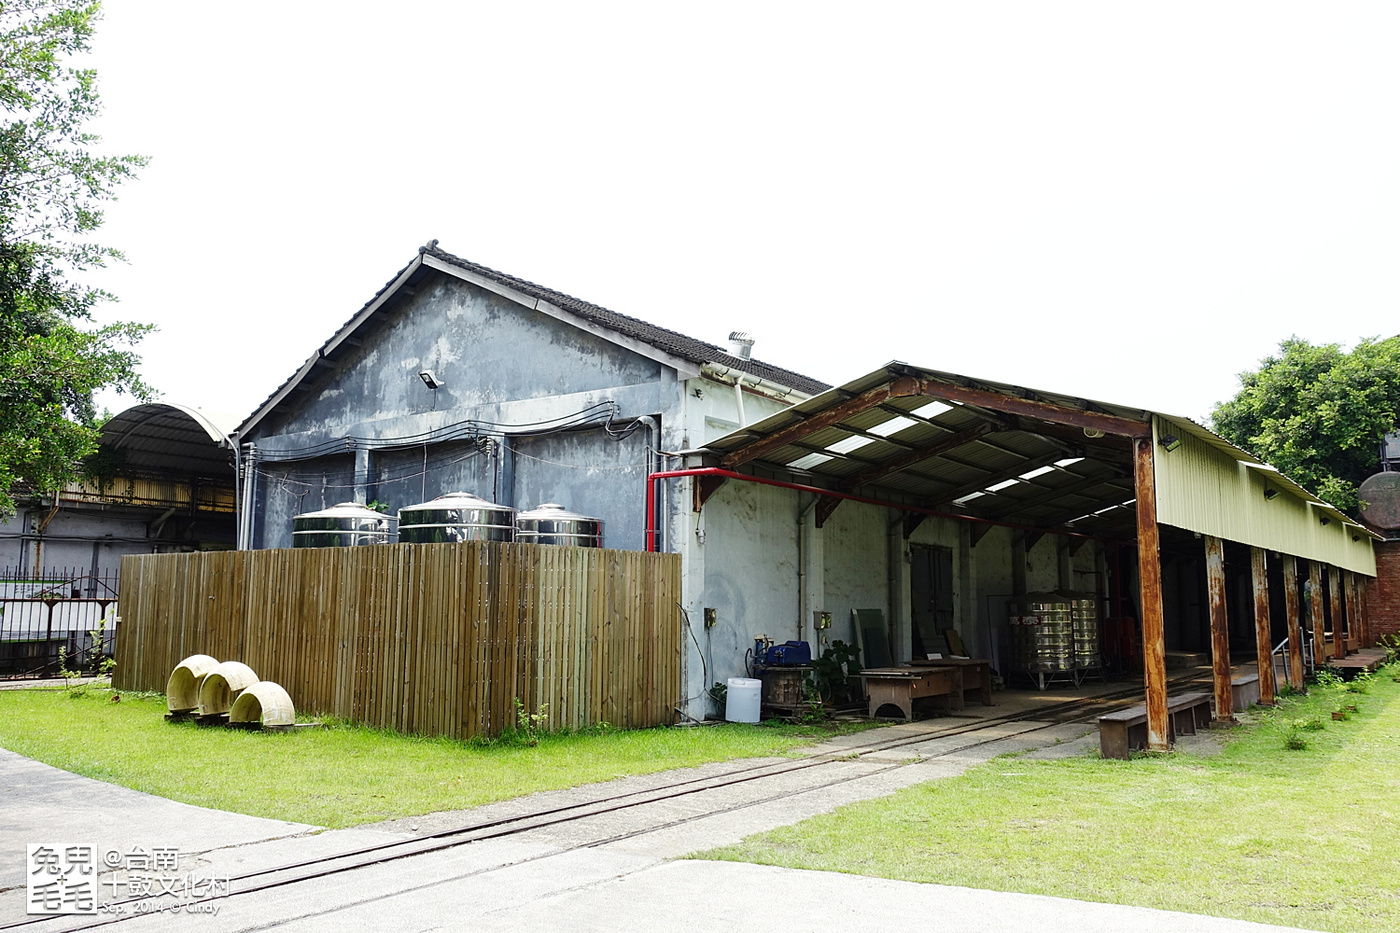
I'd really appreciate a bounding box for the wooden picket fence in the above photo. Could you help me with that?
[114,542,682,738]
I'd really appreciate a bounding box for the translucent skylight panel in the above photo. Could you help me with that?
[1054,457,1084,468]
[986,478,1020,492]
[826,435,876,455]
[1018,465,1055,480]
[952,491,986,504]
[869,416,917,437]
[911,400,954,419]
[787,453,833,470]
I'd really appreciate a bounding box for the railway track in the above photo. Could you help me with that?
[7,672,1213,932]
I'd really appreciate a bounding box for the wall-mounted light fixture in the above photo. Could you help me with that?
[1158,434,1181,452]
[1352,534,1362,541]
[1263,488,1279,500]
[1320,516,1331,526]
[418,370,443,389]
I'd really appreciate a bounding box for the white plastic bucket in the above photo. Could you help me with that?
[725,677,762,723]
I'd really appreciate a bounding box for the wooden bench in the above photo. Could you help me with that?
[1098,692,1213,760]
[860,666,961,720]
[1231,673,1260,712]
[1328,648,1384,679]
[907,657,994,706]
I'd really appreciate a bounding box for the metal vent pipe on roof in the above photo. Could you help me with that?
[727,331,754,360]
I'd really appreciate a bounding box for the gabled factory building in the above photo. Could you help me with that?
[229,242,1381,750]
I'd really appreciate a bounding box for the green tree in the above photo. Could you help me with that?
[0,0,150,518]
[1211,336,1400,512]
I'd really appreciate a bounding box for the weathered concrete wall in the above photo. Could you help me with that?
[693,479,801,699]
[820,500,891,654]
[260,274,664,440]
[514,429,650,551]
[247,272,686,551]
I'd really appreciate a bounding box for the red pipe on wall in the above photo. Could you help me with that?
[644,466,1106,552]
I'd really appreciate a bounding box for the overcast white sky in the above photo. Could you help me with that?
[81,2,1400,428]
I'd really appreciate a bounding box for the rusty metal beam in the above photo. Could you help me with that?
[721,377,920,469]
[1284,556,1304,692]
[694,475,727,511]
[840,423,998,489]
[1251,547,1277,705]
[1328,565,1344,659]
[1205,534,1234,724]
[1134,437,1169,751]
[1308,561,1325,665]
[915,377,1152,438]
[814,496,842,529]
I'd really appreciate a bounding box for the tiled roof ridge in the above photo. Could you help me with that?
[238,244,829,435]
[421,244,830,396]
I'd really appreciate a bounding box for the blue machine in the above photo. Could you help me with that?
[761,640,811,666]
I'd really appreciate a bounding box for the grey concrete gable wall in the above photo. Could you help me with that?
[257,273,665,441]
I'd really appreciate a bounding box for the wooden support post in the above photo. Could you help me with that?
[1283,556,1304,692]
[1204,534,1234,723]
[1359,576,1371,648]
[1133,437,1169,751]
[1328,565,1344,659]
[1251,547,1277,706]
[1308,562,1325,665]
[1344,571,1361,650]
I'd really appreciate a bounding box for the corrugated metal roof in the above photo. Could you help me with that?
[100,404,238,480]
[702,362,1379,567]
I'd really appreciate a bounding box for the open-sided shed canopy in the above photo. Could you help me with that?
[99,403,239,480]
[702,362,1377,575]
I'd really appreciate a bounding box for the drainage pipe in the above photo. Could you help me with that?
[645,467,1109,552]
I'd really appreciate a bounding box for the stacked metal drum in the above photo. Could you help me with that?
[1010,592,1103,688]
[1069,593,1103,676]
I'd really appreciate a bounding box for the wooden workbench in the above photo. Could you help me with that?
[859,666,961,721]
[907,657,994,706]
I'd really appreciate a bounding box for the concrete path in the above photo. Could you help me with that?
[0,695,1305,933]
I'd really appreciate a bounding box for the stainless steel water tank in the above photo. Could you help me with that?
[515,503,603,548]
[397,492,516,543]
[291,502,395,548]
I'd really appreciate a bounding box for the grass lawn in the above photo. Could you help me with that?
[0,686,878,829]
[702,663,1400,933]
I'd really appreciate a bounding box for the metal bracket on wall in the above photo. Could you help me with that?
[815,496,842,528]
[694,475,727,512]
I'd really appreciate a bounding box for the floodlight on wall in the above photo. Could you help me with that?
[1320,516,1331,526]
[1158,434,1182,452]
[1263,488,1279,500]
[1353,534,1362,541]
[418,370,443,389]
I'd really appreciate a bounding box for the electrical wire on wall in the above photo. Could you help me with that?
[252,401,627,462]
